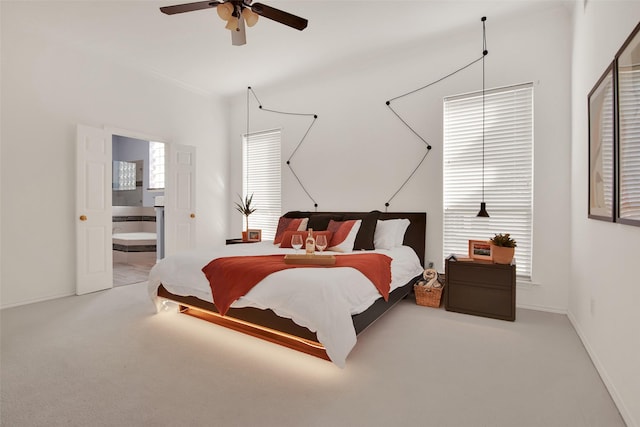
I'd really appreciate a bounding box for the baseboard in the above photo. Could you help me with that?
[0,291,75,310]
[567,310,636,427]
[516,302,567,314]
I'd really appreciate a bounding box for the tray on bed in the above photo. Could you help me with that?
[284,254,336,265]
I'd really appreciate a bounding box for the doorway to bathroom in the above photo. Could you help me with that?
[76,123,196,295]
[111,135,165,286]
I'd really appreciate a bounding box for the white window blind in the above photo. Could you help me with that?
[443,83,534,279]
[618,67,640,222]
[243,129,282,240]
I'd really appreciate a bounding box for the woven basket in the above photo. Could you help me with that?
[414,282,444,308]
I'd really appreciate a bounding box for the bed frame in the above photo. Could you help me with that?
[157,211,426,361]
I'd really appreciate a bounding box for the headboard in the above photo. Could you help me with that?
[283,211,426,267]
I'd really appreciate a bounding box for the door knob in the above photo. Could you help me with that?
[190,213,195,218]
[79,215,87,221]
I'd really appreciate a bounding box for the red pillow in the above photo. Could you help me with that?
[327,220,361,252]
[273,217,308,245]
[279,231,334,248]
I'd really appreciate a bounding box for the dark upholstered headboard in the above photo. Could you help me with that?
[283,211,426,267]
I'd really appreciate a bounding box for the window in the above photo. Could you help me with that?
[443,83,533,279]
[149,141,165,190]
[243,129,282,240]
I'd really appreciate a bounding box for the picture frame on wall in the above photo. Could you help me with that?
[468,240,492,261]
[588,62,616,222]
[615,21,640,227]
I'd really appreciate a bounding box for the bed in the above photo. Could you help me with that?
[148,211,426,367]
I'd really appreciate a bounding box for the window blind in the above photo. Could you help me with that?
[243,129,282,240]
[443,83,534,279]
[617,68,640,222]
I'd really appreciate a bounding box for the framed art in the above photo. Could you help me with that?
[247,229,262,242]
[615,21,640,226]
[468,240,492,261]
[588,62,616,222]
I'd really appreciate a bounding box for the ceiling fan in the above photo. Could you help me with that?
[160,0,308,46]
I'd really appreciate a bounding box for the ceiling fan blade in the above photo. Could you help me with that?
[231,17,247,46]
[160,1,219,15]
[250,3,308,31]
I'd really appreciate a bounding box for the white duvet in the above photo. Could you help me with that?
[148,242,423,367]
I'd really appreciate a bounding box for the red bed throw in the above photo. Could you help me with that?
[202,254,392,316]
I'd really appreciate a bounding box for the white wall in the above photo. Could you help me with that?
[570,2,640,426]
[228,4,573,312]
[0,5,228,308]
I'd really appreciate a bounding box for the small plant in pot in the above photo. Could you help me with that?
[235,193,256,241]
[490,233,517,264]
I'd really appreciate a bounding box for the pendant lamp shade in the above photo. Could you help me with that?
[477,202,489,217]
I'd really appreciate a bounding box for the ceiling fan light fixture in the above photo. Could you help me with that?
[217,2,233,21]
[225,15,239,30]
[242,8,259,27]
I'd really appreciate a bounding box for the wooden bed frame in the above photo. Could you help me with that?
[157,211,426,361]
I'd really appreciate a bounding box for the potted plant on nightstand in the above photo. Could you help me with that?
[235,193,256,241]
[490,233,517,264]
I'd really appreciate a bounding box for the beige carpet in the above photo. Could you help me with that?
[0,282,625,427]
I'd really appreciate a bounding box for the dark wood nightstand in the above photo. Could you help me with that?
[225,238,258,245]
[444,258,516,321]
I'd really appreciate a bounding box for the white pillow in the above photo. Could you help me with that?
[374,220,398,250]
[394,218,410,247]
[374,219,410,250]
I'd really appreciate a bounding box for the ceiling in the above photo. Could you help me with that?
[6,0,570,97]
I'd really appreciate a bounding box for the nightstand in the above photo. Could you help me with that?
[444,258,516,321]
[225,238,258,245]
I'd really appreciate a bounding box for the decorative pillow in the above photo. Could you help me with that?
[374,218,410,249]
[307,214,343,231]
[327,220,362,253]
[343,211,380,250]
[273,217,309,245]
[279,230,334,248]
[394,218,410,247]
[373,219,398,250]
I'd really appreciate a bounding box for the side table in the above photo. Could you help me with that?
[444,258,516,321]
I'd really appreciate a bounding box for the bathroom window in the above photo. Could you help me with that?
[149,141,165,190]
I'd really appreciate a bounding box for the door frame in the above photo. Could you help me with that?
[76,124,177,295]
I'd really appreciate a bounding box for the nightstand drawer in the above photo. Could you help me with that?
[447,263,512,288]
[447,282,514,319]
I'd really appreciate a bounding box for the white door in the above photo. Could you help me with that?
[76,124,113,295]
[165,144,196,256]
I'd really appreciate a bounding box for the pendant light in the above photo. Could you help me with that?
[477,16,490,218]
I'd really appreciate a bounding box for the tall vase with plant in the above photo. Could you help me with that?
[235,193,256,241]
[490,233,517,264]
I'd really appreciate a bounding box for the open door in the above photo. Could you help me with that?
[76,124,113,295]
[165,144,196,256]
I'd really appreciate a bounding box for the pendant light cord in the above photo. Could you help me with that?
[482,17,487,204]
[247,87,320,209]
